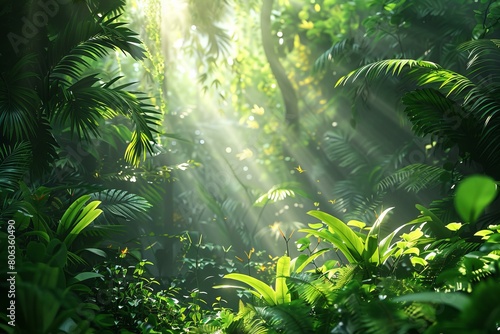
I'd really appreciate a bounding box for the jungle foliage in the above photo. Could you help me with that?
[1,0,500,333]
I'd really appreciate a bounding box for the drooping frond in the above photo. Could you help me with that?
[185,0,232,59]
[254,182,308,206]
[313,38,360,73]
[458,39,500,87]
[122,94,161,166]
[0,54,39,141]
[335,59,441,87]
[50,14,145,82]
[0,142,31,193]
[401,88,464,138]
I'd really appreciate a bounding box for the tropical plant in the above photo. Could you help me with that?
[0,0,160,173]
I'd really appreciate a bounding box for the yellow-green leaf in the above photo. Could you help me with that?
[445,222,463,231]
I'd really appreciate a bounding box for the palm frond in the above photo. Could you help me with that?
[413,0,450,17]
[254,182,308,206]
[458,39,500,85]
[377,163,446,193]
[50,14,144,82]
[30,118,59,177]
[0,54,39,140]
[335,59,441,87]
[89,189,151,224]
[322,131,376,174]
[0,142,31,193]
[313,39,358,73]
[401,88,465,139]
[330,179,381,222]
[428,196,459,224]
[122,92,161,166]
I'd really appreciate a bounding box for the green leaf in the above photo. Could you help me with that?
[402,229,424,242]
[275,256,291,304]
[69,272,104,285]
[393,292,468,311]
[308,210,364,261]
[308,223,323,229]
[294,249,330,273]
[295,237,311,251]
[410,257,428,267]
[60,197,103,248]
[445,222,463,231]
[81,248,107,258]
[26,241,47,263]
[224,273,276,305]
[378,216,429,264]
[403,247,420,256]
[474,229,494,239]
[58,195,91,235]
[415,204,451,238]
[299,228,358,263]
[454,175,498,223]
[347,220,367,229]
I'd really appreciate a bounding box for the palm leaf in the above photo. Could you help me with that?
[254,182,308,206]
[458,39,500,85]
[335,59,441,87]
[377,163,447,193]
[0,54,39,140]
[401,88,464,138]
[322,131,374,174]
[313,38,358,73]
[0,142,31,193]
[89,189,151,223]
[50,14,144,82]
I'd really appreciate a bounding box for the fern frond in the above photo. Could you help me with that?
[256,301,315,334]
[421,239,480,288]
[288,273,336,307]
